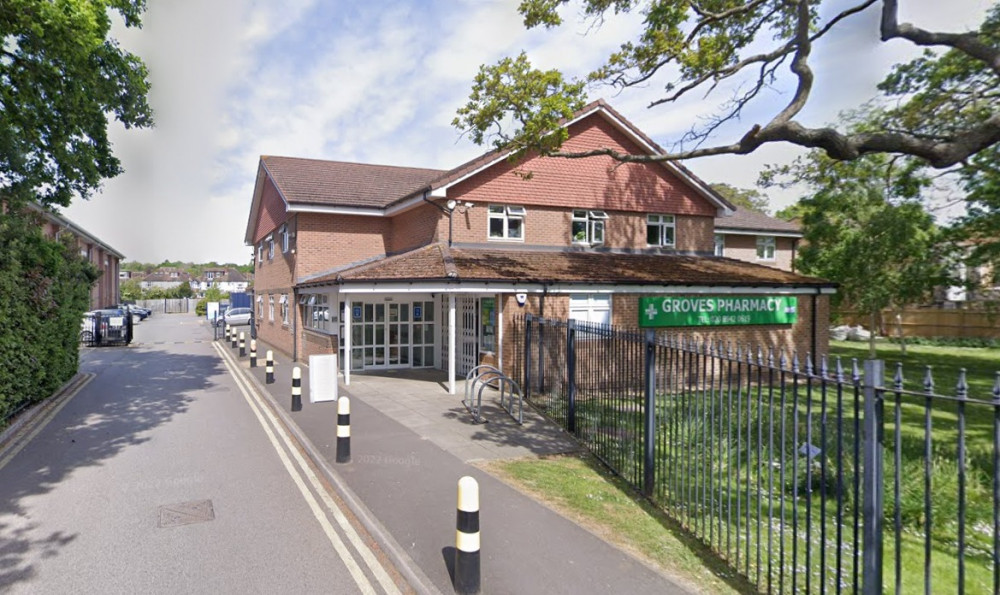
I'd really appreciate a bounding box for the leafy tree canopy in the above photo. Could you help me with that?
[455,1,1000,168]
[763,150,952,354]
[0,0,153,208]
[709,183,770,213]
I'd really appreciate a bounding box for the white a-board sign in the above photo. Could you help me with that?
[308,354,339,403]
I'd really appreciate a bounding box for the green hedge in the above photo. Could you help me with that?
[887,336,1000,349]
[0,211,98,424]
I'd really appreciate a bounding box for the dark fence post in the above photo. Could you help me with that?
[567,319,577,434]
[862,359,885,595]
[643,329,657,497]
[524,314,532,402]
[538,319,545,394]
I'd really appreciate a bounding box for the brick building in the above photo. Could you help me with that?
[713,207,802,272]
[33,204,123,310]
[245,100,835,393]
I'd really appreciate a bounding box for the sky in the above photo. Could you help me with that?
[61,0,994,265]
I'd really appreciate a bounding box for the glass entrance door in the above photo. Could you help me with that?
[349,299,435,371]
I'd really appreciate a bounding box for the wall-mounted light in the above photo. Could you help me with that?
[446,199,458,210]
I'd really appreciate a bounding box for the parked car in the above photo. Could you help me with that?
[123,302,152,318]
[105,303,148,321]
[223,307,252,326]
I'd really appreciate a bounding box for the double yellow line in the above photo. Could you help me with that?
[212,342,401,595]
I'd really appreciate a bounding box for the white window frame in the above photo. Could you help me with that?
[714,234,725,257]
[280,224,289,253]
[257,243,264,264]
[257,295,263,319]
[280,294,289,325]
[571,210,608,245]
[266,234,274,260]
[647,214,676,248]
[268,295,274,321]
[569,294,612,326]
[487,204,525,241]
[756,235,776,261]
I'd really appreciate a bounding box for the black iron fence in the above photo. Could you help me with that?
[80,311,133,347]
[511,314,1000,594]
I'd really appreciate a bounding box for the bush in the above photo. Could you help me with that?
[0,211,97,423]
[887,336,1000,349]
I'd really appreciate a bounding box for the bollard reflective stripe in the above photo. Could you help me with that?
[238,332,246,357]
[454,476,481,594]
[249,339,257,368]
[291,366,302,412]
[336,397,351,463]
[265,350,274,384]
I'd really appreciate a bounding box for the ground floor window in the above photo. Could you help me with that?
[301,294,330,331]
[569,294,611,325]
[480,297,497,352]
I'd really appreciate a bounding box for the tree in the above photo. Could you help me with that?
[763,151,951,356]
[454,1,1000,168]
[0,0,153,208]
[174,281,193,299]
[120,278,142,301]
[709,183,770,213]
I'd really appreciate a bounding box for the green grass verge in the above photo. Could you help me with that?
[478,452,757,595]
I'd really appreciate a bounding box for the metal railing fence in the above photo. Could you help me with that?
[511,314,1000,594]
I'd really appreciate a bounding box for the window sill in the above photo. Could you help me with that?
[487,238,525,243]
[304,327,337,337]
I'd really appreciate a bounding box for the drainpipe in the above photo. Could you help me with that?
[422,191,455,247]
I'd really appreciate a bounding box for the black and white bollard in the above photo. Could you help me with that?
[265,350,274,384]
[230,327,237,349]
[291,366,302,412]
[238,332,246,357]
[249,339,257,368]
[454,476,481,594]
[336,396,351,463]
[224,324,231,342]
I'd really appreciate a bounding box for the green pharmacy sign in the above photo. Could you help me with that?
[639,296,798,327]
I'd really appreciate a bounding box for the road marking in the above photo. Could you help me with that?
[214,343,401,595]
[0,373,94,472]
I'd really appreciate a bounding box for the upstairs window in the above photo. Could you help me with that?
[756,236,776,261]
[257,243,264,264]
[647,214,675,247]
[280,224,290,253]
[714,234,725,257]
[571,210,608,245]
[267,234,274,260]
[488,205,525,240]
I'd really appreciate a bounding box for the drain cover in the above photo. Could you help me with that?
[158,499,215,528]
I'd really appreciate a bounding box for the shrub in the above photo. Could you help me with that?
[0,211,97,423]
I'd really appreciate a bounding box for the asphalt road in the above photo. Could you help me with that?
[0,313,405,594]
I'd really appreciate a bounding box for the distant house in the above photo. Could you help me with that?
[196,269,251,293]
[713,207,802,272]
[141,268,193,291]
[33,204,123,310]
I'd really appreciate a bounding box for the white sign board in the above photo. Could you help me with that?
[308,354,339,403]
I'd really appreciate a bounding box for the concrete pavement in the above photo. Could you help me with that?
[222,322,693,594]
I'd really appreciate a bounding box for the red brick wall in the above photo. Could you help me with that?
[390,203,443,253]
[253,176,287,244]
[296,213,390,278]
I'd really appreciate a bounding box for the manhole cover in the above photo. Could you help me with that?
[158,499,215,528]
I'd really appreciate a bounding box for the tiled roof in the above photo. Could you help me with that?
[302,244,831,288]
[261,156,445,209]
[259,100,733,213]
[715,206,801,234]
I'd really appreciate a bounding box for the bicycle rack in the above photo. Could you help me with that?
[463,365,524,425]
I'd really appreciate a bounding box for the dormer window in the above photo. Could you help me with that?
[571,210,608,245]
[488,205,525,241]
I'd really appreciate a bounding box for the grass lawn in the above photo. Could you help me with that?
[477,452,757,595]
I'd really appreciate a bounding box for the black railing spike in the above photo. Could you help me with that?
[851,358,861,383]
[747,345,756,365]
[726,341,734,359]
[756,345,764,365]
[820,354,829,378]
[893,362,904,391]
[993,372,1000,402]
[792,352,801,373]
[923,366,935,394]
[835,356,844,381]
[956,368,969,399]
[779,351,788,371]
[768,348,775,368]
[806,353,814,376]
